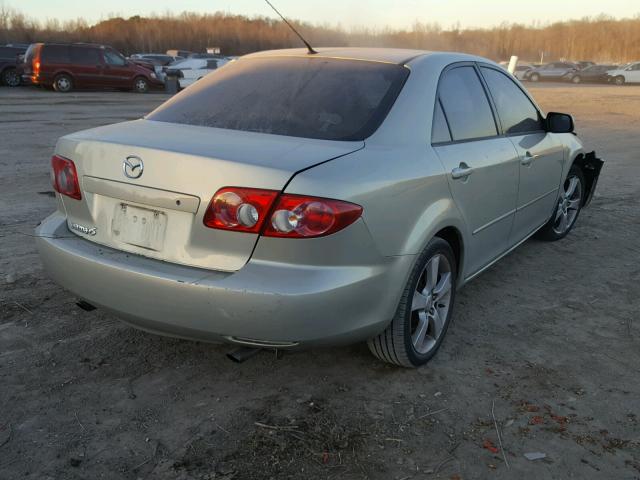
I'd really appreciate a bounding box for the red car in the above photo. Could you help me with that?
[21,43,163,93]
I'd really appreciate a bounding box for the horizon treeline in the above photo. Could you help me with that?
[1,6,640,63]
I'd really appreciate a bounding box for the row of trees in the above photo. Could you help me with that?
[1,6,639,63]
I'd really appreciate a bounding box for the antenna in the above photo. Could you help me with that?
[264,0,318,55]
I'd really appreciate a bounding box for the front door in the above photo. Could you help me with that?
[479,66,564,244]
[100,48,134,88]
[432,65,520,278]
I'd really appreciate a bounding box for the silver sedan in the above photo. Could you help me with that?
[36,48,603,367]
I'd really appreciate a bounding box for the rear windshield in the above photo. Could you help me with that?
[147,57,409,141]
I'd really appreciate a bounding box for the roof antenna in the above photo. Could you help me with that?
[264,0,318,54]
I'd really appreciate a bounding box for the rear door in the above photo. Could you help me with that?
[432,64,520,278]
[69,46,104,87]
[479,65,564,244]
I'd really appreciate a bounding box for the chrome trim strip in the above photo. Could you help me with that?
[472,209,516,235]
[516,187,558,212]
[465,219,548,282]
[225,336,300,349]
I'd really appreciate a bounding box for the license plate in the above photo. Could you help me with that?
[112,204,167,251]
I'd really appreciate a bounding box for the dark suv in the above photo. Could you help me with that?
[21,43,163,93]
[0,45,27,87]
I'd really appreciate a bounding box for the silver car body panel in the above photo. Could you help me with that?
[36,48,592,346]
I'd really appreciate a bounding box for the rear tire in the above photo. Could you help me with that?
[2,68,20,87]
[53,74,73,93]
[536,165,585,241]
[133,76,149,93]
[530,73,540,82]
[367,237,457,368]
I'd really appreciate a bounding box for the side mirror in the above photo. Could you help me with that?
[546,112,574,133]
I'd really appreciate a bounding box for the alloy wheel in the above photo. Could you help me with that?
[410,253,453,355]
[4,69,20,87]
[553,175,582,235]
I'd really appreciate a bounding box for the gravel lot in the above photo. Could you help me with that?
[1,84,639,480]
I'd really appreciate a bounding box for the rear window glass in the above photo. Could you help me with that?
[0,47,22,60]
[41,45,70,63]
[147,57,409,141]
[438,66,497,141]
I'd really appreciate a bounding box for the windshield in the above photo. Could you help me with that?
[147,57,409,141]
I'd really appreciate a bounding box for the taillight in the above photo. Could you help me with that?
[203,187,279,233]
[51,155,81,200]
[263,195,363,238]
[202,187,362,238]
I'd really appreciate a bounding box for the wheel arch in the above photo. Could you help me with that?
[434,226,464,281]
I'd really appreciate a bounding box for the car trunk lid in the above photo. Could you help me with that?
[56,119,363,271]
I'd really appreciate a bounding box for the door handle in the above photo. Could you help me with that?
[521,151,539,166]
[451,163,473,180]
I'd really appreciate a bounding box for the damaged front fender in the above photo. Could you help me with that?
[574,151,604,207]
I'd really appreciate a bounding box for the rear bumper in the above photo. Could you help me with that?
[36,212,412,347]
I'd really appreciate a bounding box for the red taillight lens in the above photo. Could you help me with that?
[203,187,279,233]
[51,155,81,200]
[263,195,363,238]
[203,188,363,238]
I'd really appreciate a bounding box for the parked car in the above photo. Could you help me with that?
[607,62,640,85]
[35,48,603,367]
[523,62,579,82]
[20,43,164,93]
[166,49,193,58]
[575,61,596,70]
[0,45,26,87]
[565,64,619,84]
[130,53,182,65]
[164,57,230,89]
[512,64,533,80]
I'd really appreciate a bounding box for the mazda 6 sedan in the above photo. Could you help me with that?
[36,48,603,367]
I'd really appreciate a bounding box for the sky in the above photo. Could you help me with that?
[8,0,640,30]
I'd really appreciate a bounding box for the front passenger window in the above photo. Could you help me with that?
[480,67,544,135]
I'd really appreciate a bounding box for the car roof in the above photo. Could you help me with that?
[243,47,434,65]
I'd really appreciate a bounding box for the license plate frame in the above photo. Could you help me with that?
[112,203,167,251]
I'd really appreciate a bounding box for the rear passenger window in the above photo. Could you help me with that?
[431,100,451,143]
[41,45,70,63]
[480,67,544,134]
[438,66,497,141]
[70,47,102,65]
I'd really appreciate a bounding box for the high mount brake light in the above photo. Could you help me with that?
[202,188,363,238]
[51,155,81,200]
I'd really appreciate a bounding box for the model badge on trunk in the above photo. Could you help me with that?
[70,223,97,236]
[123,155,144,179]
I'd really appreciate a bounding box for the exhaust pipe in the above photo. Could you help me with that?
[227,347,262,363]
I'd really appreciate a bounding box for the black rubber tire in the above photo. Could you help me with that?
[614,76,625,86]
[536,165,585,242]
[2,68,20,87]
[367,237,457,368]
[133,76,149,93]
[52,74,73,93]
[530,73,540,82]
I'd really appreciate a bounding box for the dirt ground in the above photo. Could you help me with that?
[1,83,639,480]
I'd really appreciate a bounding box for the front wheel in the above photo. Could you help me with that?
[572,75,582,84]
[614,76,625,86]
[133,76,149,93]
[536,165,585,241]
[530,73,540,82]
[2,68,20,87]
[368,237,457,368]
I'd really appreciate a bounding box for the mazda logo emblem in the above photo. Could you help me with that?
[123,155,144,179]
